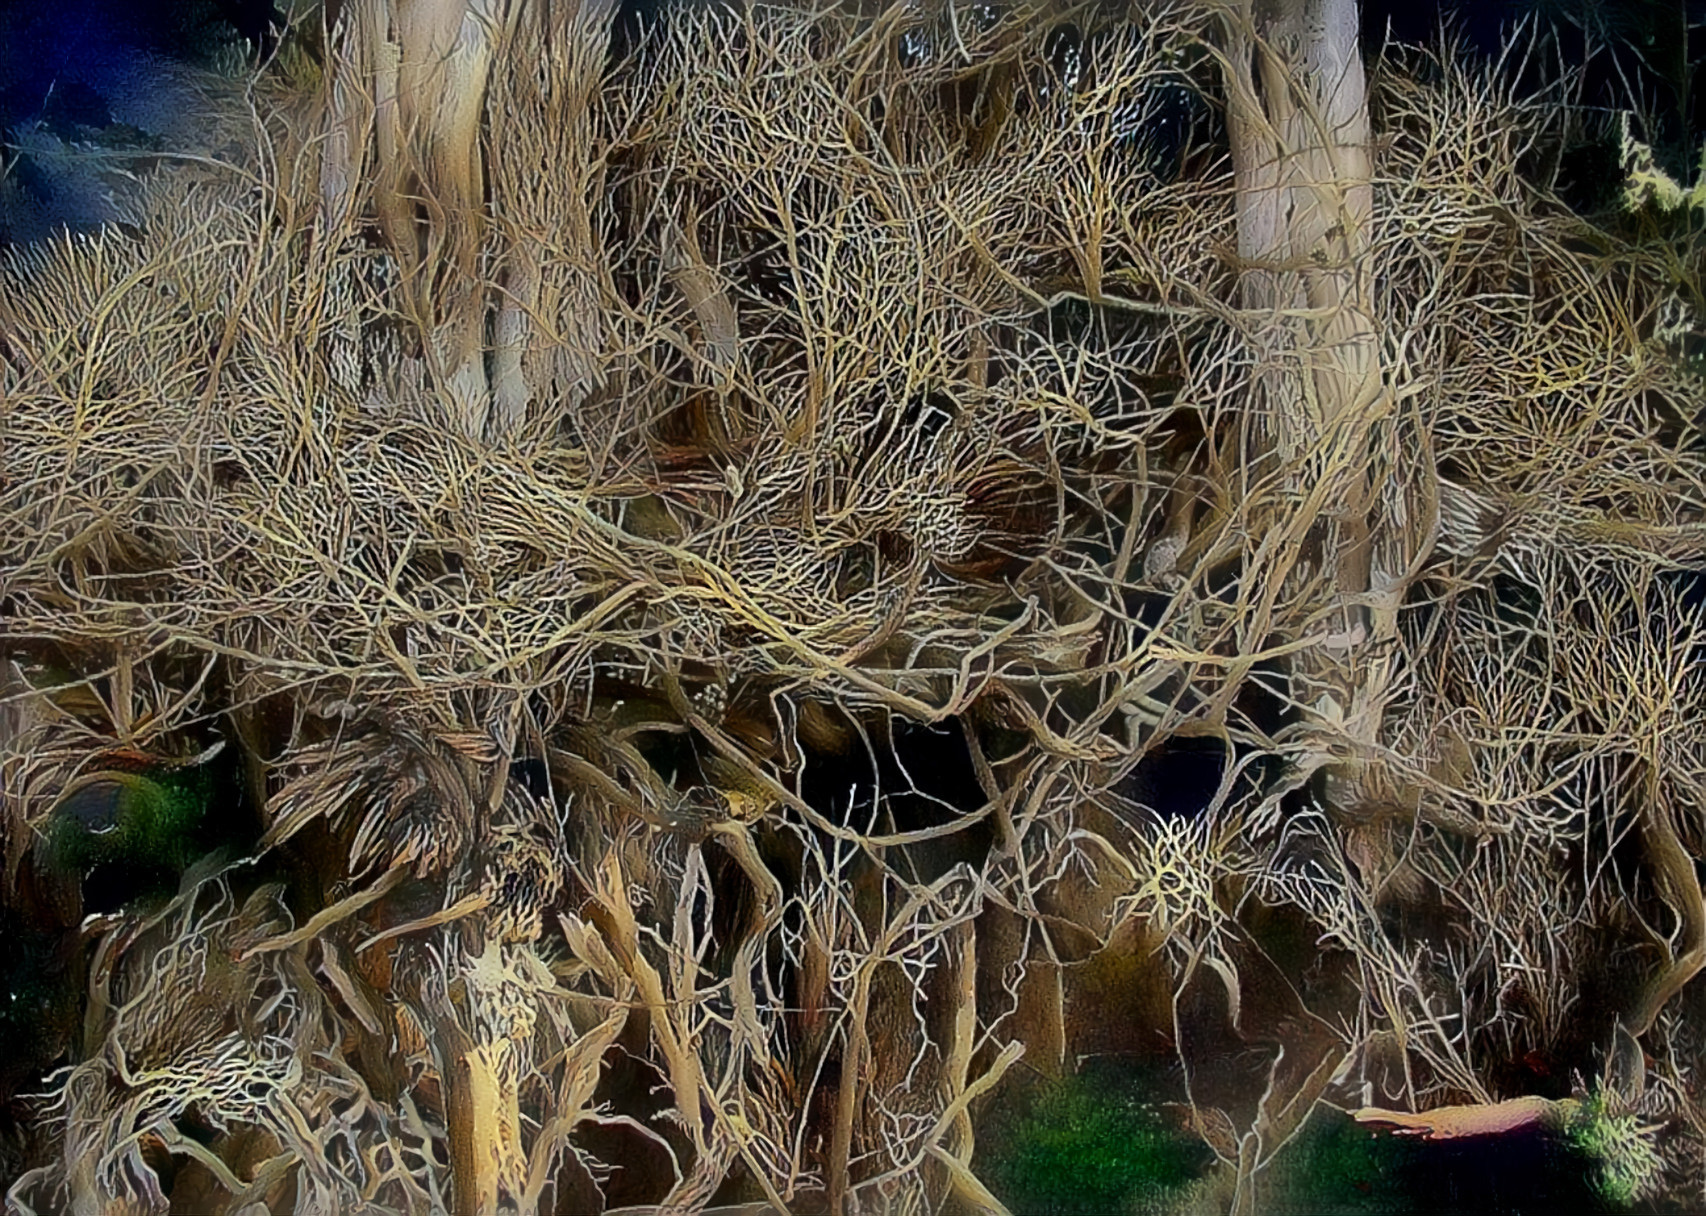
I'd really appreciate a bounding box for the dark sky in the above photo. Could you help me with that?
[1364,0,1705,142]
[0,0,282,243]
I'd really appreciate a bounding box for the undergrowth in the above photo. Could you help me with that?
[0,0,1703,1212]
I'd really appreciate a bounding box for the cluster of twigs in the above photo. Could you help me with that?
[2,2,1705,1212]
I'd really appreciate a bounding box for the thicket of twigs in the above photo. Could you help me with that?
[2,2,1705,1212]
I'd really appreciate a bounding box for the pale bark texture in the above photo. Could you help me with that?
[319,0,613,438]
[1220,0,1401,816]
[1212,1,1399,1209]
[487,0,616,434]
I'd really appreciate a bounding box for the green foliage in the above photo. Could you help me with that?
[1265,1108,1418,1214]
[1563,1093,1664,1209]
[1266,1105,1617,1215]
[983,1070,1208,1216]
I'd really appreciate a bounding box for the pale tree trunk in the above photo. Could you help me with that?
[1220,0,1398,810]
[1211,1,1403,1209]
[321,0,505,436]
[487,0,617,434]
[319,0,613,439]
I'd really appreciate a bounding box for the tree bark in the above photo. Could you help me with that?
[1214,3,1394,1209]
[321,0,613,439]
[1220,0,1396,812]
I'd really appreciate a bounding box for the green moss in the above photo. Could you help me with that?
[44,757,226,908]
[983,1069,1208,1215]
[1267,1108,1418,1214]
[1563,1094,1663,1210]
[49,768,208,871]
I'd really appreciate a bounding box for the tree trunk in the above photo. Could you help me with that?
[319,0,613,439]
[1221,0,1398,811]
[1214,2,1397,1208]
